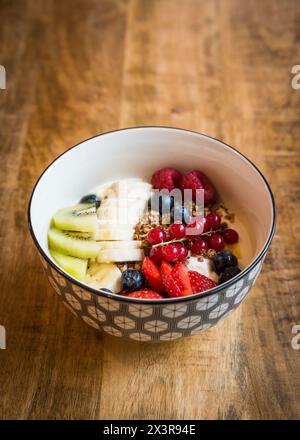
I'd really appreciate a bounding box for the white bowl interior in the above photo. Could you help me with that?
[30,128,274,276]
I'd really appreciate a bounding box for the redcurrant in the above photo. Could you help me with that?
[191,239,208,255]
[206,212,221,230]
[222,228,239,244]
[147,227,167,245]
[168,223,186,240]
[206,234,225,251]
[175,243,189,261]
[162,244,180,262]
[149,246,164,265]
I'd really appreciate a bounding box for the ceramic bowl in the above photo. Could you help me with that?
[28,127,275,342]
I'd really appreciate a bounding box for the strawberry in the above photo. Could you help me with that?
[181,170,215,204]
[166,276,184,298]
[142,257,164,292]
[160,260,173,280]
[172,262,192,295]
[160,261,183,297]
[151,167,182,191]
[188,271,217,294]
[127,289,163,299]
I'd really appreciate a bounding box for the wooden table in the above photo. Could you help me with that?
[0,0,299,420]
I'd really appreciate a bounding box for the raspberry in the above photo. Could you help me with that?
[188,271,217,294]
[181,170,216,204]
[151,167,182,191]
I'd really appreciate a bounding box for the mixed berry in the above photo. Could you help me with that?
[48,166,241,299]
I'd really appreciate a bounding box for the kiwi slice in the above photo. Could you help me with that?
[63,230,91,239]
[48,227,100,259]
[53,203,97,233]
[50,249,88,280]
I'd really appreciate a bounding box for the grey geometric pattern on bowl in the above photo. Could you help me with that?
[41,255,264,342]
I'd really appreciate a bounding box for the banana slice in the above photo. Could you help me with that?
[96,179,147,201]
[93,225,135,241]
[84,262,122,293]
[97,197,148,225]
[94,178,151,244]
[97,248,144,263]
[98,240,142,250]
[94,181,117,199]
[111,180,152,200]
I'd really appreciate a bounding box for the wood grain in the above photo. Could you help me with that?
[0,0,299,420]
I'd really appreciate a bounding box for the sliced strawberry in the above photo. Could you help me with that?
[142,257,164,292]
[165,275,184,298]
[160,261,183,297]
[172,262,192,296]
[127,289,163,299]
[160,260,173,282]
[188,271,217,294]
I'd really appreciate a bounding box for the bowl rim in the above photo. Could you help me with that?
[28,126,276,304]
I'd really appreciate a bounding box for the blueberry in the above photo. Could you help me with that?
[171,204,192,225]
[219,266,241,284]
[212,251,238,275]
[149,193,174,216]
[80,194,101,208]
[121,269,145,292]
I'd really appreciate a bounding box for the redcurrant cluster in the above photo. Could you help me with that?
[147,225,188,264]
[147,212,239,264]
[187,213,238,253]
